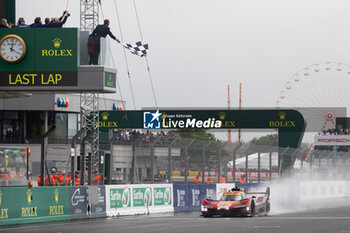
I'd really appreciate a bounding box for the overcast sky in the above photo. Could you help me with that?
[16,0,350,142]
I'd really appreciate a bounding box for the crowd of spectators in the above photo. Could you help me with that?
[317,128,350,136]
[0,10,70,29]
[113,129,178,145]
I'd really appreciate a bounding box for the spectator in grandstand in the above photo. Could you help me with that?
[30,17,43,28]
[43,17,51,27]
[16,17,29,28]
[47,10,70,28]
[0,18,9,28]
[317,127,350,136]
[112,129,178,146]
[146,130,153,142]
[157,131,166,136]
[124,130,130,140]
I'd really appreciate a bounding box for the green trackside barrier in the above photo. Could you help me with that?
[0,186,70,225]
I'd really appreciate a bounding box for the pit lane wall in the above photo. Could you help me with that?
[173,184,216,212]
[1,181,350,225]
[0,186,107,225]
[106,184,173,216]
[0,186,70,225]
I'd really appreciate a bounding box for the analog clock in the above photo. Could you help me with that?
[0,34,26,64]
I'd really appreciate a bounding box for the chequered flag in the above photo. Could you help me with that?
[121,41,148,57]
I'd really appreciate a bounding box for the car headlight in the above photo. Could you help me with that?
[246,206,250,211]
[201,205,212,211]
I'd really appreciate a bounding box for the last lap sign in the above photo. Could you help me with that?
[1,72,77,86]
[0,28,77,89]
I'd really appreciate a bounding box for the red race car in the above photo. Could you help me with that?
[201,187,270,217]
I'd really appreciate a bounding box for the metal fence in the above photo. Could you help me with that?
[11,134,350,187]
[107,135,350,184]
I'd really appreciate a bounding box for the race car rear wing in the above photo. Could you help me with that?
[244,187,270,199]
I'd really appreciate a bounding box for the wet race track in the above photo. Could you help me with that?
[2,204,350,233]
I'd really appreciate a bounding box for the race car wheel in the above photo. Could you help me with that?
[250,201,255,217]
[203,214,212,218]
[266,201,270,213]
[264,201,270,216]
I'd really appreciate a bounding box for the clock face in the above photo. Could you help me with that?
[0,35,26,64]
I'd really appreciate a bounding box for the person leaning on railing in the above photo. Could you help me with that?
[16,17,29,28]
[30,17,44,28]
[89,19,121,65]
[47,10,70,28]
[0,18,9,28]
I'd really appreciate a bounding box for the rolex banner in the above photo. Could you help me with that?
[0,187,70,225]
[0,28,77,87]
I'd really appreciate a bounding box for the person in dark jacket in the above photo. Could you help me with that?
[92,19,120,41]
[89,19,120,65]
[43,17,51,27]
[16,17,29,28]
[30,17,43,28]
[0,19,9,28]
[47,11,70,28]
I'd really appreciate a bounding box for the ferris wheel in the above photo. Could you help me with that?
[276,61,350,133]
